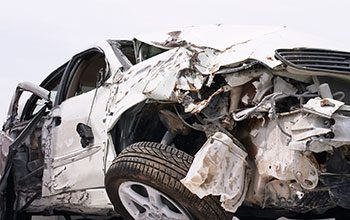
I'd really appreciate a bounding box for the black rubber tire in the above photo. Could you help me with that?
[105,142,232,220]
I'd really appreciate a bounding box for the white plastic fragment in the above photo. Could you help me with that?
[181,132,248,213]
[303,97,344,118]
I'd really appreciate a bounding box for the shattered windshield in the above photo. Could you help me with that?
[134,40,166,63]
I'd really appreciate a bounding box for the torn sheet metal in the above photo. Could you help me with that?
[29,188,113,215]
[176,69,206,91]
[142,46,222,99]
[184,87,225,113]
[106,44,255,130]
[106,48,192,130]
[224,68,264,88]
[143,48,193,100]
[107,26,347,132]
[181,132,248,213]
[303,98,344,118]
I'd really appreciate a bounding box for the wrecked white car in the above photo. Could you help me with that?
[1,25,350,220]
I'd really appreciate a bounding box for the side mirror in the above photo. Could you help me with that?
[3,82,51,131]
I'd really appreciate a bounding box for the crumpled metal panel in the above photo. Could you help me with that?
[106,46,230,130]
[29,188,113,214]
[107,26,344,131]
[96,41,124,76]
[5,28,348,215]
[143,48,193,99]
[42,87,111,197]
[135,25,346,69]
[181,132,248,213]
[184,87,225,113]
[107,39,279,130]
[105,49,186,130]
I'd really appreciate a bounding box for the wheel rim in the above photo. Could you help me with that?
[118,181,191,220]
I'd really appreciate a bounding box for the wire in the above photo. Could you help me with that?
[333,91,345,101]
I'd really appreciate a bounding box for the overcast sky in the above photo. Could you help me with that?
[1,0,350,123]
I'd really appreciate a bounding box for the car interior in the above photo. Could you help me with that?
[65,53,106,99]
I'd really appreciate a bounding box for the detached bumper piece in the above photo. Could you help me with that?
[275,48,350,74]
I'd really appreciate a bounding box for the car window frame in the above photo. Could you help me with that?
[21,62,67,121]
[55,48,107,106]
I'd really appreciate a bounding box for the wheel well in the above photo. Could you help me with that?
[110,101,206,156]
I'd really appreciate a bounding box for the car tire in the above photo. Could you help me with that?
[105,142,232,220]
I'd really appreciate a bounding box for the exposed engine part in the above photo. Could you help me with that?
[252,72,273,103]
[249,113,319,190]
[2,28,350,218]
[229,86,243,113]
[159,109,190,135]
[319,83,333,99]
[288,113,350,152]
[159,109,191,145]
[182,69,350,214]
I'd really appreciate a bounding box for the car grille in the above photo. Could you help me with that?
[275,48,350,74]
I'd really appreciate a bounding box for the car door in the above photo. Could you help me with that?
[41,46,123,199]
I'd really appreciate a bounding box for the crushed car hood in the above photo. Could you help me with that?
[107,25,350,130]
[135,25,347,68]
[107,26,350,130]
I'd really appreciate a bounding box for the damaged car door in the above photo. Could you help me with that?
[40,48,119,209]
[0,81,52,219]
[1,41,133,217]
[0,82,51,182]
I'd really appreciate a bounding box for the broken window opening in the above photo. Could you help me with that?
[134,40,167,63]
[116,40,136,65]
[22,64,66,121]
[65,52,106,100]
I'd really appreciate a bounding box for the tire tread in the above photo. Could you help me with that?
[105,142,231,220]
